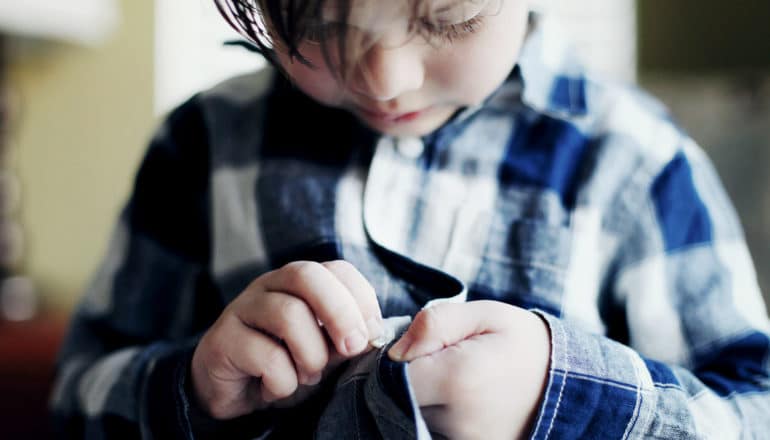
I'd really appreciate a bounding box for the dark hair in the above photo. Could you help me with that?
[213,0,484,80]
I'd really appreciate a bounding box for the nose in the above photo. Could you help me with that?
[350,42,425,101]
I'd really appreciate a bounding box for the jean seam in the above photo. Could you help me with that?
[353,379,361,440]
[370,352,418,437]
[337,372,370,388]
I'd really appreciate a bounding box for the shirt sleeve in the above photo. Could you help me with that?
[48,95,274,439]
[529,139,770,439]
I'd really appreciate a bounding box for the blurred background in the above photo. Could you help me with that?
[0,0,768,437]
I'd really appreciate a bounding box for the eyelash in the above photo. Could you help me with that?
[304,16,483,45]
[418,16,484,44]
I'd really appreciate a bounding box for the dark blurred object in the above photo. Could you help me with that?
[2,57,53,434]
[0,36,35,313]
[2,276,38,321]
[0,312,66,438]
[638,0,770,72]
[1,31,56,439]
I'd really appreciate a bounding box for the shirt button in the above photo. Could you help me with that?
[395,137,424,159]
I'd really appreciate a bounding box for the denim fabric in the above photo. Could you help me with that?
[315,317,432,440]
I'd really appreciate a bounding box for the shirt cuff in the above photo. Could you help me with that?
[528,311,650,440]
[141,340,277,440]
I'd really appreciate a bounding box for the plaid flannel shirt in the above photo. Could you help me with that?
[51,19,770,439]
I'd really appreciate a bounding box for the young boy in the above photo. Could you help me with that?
[51,0,770,438]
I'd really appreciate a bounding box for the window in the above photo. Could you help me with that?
[154,0,265,116]
[541,0,637,82]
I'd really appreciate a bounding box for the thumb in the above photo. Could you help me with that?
[388,301,508,362]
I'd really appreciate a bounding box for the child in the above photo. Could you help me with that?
[51,0,770,438]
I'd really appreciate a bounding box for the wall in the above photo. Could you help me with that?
[155,0,265,116]
[7,0,155,312]
[638,0,770,72]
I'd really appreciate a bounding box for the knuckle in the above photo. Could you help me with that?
[304,352,329,376]
[411,307,441,339]
[261,351,298,399]
[328,302,361,333]
[307,341,330,371]
[202,325,232,360]
[322,259,354,273]
[261,345,289,378]
[327,260,377,298]
[271,382,295,400]
[202,341,227,368]
[324,260,377,301]
[361,288,380,317]
[357,281,378,304]
[282,261,323,285]
[277,296,311,327]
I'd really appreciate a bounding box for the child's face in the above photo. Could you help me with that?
[273,0,529,137]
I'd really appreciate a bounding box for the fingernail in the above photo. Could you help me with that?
[306,372,322,386]
[299,371,322,386]
[366,317,384,342]
[344,328,368,355]
[388,336,412,361]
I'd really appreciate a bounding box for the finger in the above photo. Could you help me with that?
[422,405,483,440]
[260,261,370,356]
[322,260,384,341]
[269,344,351,410]
[224,322,299,402]
[406,338,486,406]
[389,301,510,361]
[236,291,329,385]
[419,406,452,440]
[407,350,455,407]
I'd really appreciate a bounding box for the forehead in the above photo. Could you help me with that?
[319,0,482,21]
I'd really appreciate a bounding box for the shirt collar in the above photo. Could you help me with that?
[513,15,589,117]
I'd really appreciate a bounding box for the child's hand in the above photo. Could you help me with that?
[389,301,551,440]
[191,260,383,419]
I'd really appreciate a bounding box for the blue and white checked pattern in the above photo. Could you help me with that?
[51,19,770,439]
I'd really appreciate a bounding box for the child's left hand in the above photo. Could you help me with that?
[388,301,551,440]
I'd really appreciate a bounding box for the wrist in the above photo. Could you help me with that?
[519,311,552,438]
[183,354,280,439]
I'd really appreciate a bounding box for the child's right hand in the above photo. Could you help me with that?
[190,260,384,419]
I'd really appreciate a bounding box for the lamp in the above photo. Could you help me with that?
[0,0,119,46]
[0,0,120,321]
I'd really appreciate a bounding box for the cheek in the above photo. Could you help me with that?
[276,50,344,107]
[427,5,528,104]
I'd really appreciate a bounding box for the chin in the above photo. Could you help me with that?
[357,106,457,138]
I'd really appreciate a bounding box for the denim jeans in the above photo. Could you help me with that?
[314,317,432,440]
